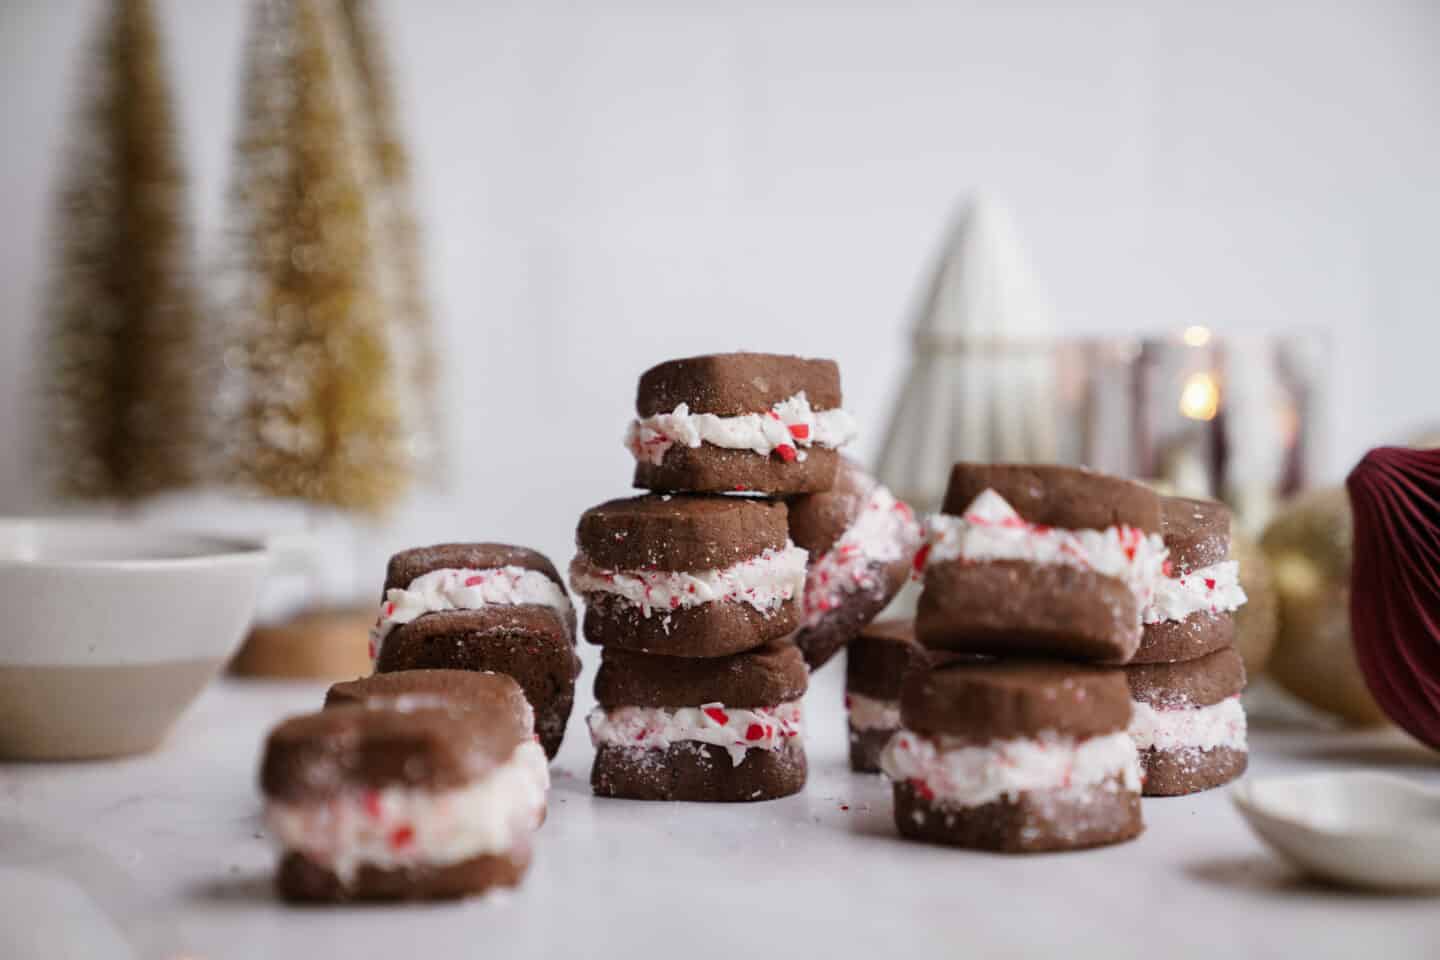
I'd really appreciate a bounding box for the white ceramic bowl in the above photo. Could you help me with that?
[0,519,268,760]
[1233,771,1440,892]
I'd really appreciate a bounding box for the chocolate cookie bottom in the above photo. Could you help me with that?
[892,779,1143,853]
[276,845,531,903]
[1132,610,1235,664]
[795,557,908,671]
[592,739,806,802]
[1140,745,1247,797]
[376,609,580,759]
[634,444,839,495]
[848,725,895,774]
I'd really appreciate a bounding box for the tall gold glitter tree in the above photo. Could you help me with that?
[41,0,202,500]
[339,0,442,477]
[218,0,409,514]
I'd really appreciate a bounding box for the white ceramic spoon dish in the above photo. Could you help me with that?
[1233,770,1440,892]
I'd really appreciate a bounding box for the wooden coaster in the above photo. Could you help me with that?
[230,606,374,680]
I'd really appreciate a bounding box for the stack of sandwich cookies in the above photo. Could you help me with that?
[570,494,808,800]
[787,458,922,670]
[846,619,934,773]
[625,352,858,494]
[895,463,1157,852]
[370,543,581,758]
[880,661,1142,852]
[916,464,1167,663]
[1128,496,1249,796]
[569,495,804,657]
[259,675,547,902]
[578,352,861,801]
[589,640,808,801]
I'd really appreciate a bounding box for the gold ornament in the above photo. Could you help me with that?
[1260,488,1387,726]
[219,0,409,514]
[1231,529,1277,674]
[41,0,203,500]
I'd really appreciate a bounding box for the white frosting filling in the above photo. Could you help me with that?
[879,728,1141,809]
[1142,560,1247,625]
[1129,696,1247,753]
[587,700,803,767]
[568,544,807,618]
[919,489,1169,611]
[265,741,549,883]
[801,484,921,629]
[626,391,858,466]
[370,566,573,660]
[846,692,901,731]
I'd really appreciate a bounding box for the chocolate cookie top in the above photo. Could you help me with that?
[594,639,808,709]
[325,669,532,722]
[941,463,1162,534]
[900,660,1132,741]
[576,494,790,572]
[787,457,875,558]
[847,619,929,700]
[636,352,842,418]
[1126,646,1246,708]
[384,542,565,593]
[1161,496,1232,572]
[260,704,530,804]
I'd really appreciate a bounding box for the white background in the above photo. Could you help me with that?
[2,0,1438,575]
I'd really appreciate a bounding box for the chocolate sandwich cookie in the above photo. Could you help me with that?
[369,542,578,758]
[1135,497,1247,663]
[880,660,1143,852]
[846,619,932,772]
[588,640,809,801]
[788,459,922,670]
[570,495,805,657]
[259,698,548,902]
[625,352,858,494]
[915,463,1166,663]
[1126,647,1248,796]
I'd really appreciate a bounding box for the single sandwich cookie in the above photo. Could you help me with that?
[915,463,1166,663]
[371,542,576,660]
[374,605,580,760]
[570,495,805,657]
[846,619,937,773]
[880,660,1143,852]
[259,698,548,902]
[788,459,923,670]
[1135,497,1246,663]
[1126,647,1248,796]
[625,352,858,494]
[588,640,808,801]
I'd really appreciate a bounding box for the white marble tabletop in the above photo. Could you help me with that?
[3,663,1438,960]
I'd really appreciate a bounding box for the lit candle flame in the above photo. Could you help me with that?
[1179,372,1220,421]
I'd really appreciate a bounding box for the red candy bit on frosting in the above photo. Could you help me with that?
[911,542,932,575]
[775,444,798,463]
[911,779,935,802]
[389,825,415,850]
[745,723,765,741]
[1205,577,1217,590]
[363,790,383,819]
[464,574,486,587]
[1347,446,1440,749]
[788,423,810,440]
[703,706,730,725]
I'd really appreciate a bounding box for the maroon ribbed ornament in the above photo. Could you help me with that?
[1346,447,1440,749]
